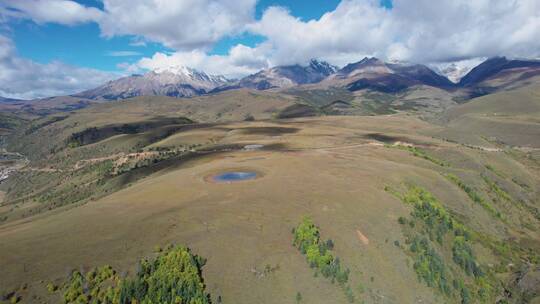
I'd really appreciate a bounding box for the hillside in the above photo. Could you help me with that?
[0,94,539,303]
[435,79,540,148]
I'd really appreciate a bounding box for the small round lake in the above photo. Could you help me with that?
[212,171,258,183]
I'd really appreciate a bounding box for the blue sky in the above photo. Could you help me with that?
[7,0,392,72]
[0,0,537,99]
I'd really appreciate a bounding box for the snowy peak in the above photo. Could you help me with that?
[429,58,486,83]
[150,65,230,87]
[237,59,338,90]
[307,59,338,75]
[153,65,196,76]
[336,57,392,77]
[75,65,231,100]
[327,57,455,92]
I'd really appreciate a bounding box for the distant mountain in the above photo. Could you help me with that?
[235,59,338,90]
[459,57,540,87]
[22,56,540,109]
[75,66,230,100]
[325,57,455,93]
[0,96,24,103]
[430,59,485,83]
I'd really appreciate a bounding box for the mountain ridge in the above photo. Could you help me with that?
[11,56,540,105]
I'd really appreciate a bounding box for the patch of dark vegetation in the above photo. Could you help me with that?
[445,173,501,219]
[354,92,399,115]
[364,133,403,144]
[320,100,354,115]
[24,115,68,135]
[66,117,193,147]
[285,88,355,107]
[239,126,300,135]
[391,145,448,167]
[408,235,452,295]
[391,101,430,111]
[260,143,289,151]
[481,174,540,223]
[482,175,513,203]
[55,245,211,304]
[484,164,506,179]
[111,145,243,188]
[0,113,28,131]
[293,217,355,303]
[276,103,318,119]
[464,87,498,100]
[396,186,495,303]
[346,75,414,93]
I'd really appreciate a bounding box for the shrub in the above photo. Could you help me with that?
[410,236,451,295]
[293,217,355,301]
[60,245,210,304]
[445,174,501,219]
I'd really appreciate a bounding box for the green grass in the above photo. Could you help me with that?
[484,164,506,179]
[444,173,502,219]
[391,145,448,167]
[481,175,513,203]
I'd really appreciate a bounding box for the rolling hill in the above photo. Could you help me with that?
[435,79,540,148]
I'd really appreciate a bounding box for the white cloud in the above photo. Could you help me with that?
[1,0,257,50]
[0,0,102,25]
[2,0,540,97]
[133,44,268,78]
[0,35,119,99]
[247,0,540,66]
[429,58,487,83]
[98,0,257,50]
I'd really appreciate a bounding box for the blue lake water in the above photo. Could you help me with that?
[213,171,258,182]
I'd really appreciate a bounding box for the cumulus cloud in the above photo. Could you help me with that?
[127,0,540,77]
[98,0,257,50]
[0,35,119,99]
[248,1,393,66]
[134,44,268,78]
[1,0,540,97]
[1,0,257,50]
[248,0,540,66]
[0,0,102,25]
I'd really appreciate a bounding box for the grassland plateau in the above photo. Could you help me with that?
[0,78,539,304]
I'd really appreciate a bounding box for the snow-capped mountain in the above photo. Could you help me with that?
[430,58,486,83]
[458,57,540,87]
[324,57,455,93]
[75,65,230,100]
[71,57,540,102]
[235,59,338,90]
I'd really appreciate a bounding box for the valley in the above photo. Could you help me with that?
[0,57,539,304]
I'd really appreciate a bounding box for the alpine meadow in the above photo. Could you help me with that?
[0,1,539,303]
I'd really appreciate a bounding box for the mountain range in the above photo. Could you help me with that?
[2,56,539,104]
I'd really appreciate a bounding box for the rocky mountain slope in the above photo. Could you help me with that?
[74,66,230,100]
[231,59,338,90]
[459,57,540,87]
[323,57,455,93]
